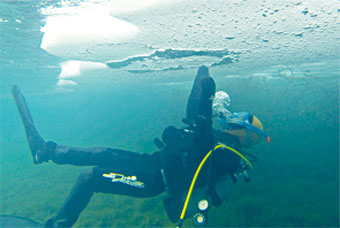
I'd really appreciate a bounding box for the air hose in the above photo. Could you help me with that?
[176,144,252,228]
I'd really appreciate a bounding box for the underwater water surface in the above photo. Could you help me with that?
[0,0,339,227]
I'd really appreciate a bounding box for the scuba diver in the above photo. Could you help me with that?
[12,66,269,227]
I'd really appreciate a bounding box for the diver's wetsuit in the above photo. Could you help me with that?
[45,144,166,227]
[45,73,221,227]
[45,123,241,227]
[13,66,241,227]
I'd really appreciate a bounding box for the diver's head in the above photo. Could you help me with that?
[218,112,270,148]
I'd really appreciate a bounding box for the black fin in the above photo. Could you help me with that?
[12,85,47,164]
[198,77,216,120]
[12,85,34,128]
[186,66,216,122]
[186,66,210,121]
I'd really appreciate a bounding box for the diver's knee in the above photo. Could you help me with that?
[76,169,95,187]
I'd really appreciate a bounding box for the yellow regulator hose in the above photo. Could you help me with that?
[176,144,252,228]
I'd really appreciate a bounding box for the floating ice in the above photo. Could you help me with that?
[106,48,238,72]
[57,60,108,87]
[59,60,108,79]
[57,79,77,86]
[109,0,162,15]
[39,0,339,79]
[40,13,139,56]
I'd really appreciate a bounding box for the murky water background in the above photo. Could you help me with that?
[1,0,339,227]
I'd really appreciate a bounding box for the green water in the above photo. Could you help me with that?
[1,0,339,227]
[1,69,338,227]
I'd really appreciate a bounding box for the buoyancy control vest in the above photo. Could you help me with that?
[157,122,243,223]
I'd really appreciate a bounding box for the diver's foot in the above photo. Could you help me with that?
[26,125,49,164]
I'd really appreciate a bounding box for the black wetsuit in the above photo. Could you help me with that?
[44,68,242,227]
[45,143,166,227]
[45,128,241,227]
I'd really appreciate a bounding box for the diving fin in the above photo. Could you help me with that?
[186,66,210,122]
[186,66,216,123]
[197,77,216,121]
[12,85,35,128]
[12,85,48,164]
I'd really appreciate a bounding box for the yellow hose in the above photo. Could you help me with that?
[216,144,253,169]
[176,144,252,228]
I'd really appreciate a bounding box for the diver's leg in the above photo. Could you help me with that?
[45,169,95,227]
[50,144,153,167]
[12,85,149,167]
[45,166,165,227]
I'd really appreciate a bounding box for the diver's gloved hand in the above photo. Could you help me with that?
[162,126,182,145]
[181,118,195,128]
[182,115,211,133]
